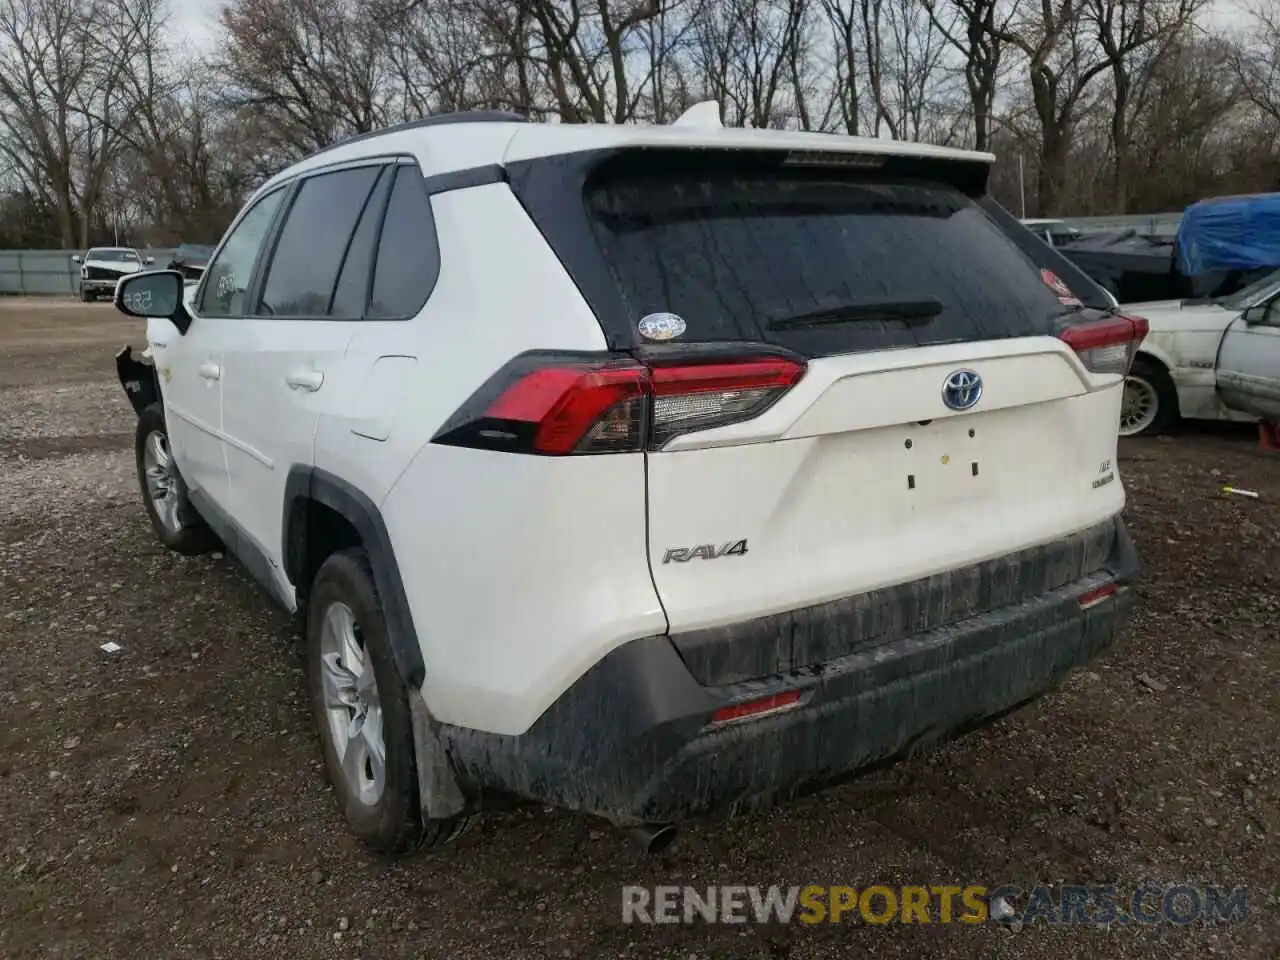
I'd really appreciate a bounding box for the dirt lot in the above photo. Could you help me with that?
[0,297,1277,960]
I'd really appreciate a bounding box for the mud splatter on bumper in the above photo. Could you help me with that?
[443,520,1140,824]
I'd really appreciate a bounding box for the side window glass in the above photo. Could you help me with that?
[197,188,287,317]
[257,165,382,317]
[368,165,439,319]
[330,167,391,319]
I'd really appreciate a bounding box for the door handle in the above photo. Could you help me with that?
[286,369,325,392]
[198,361,221,381]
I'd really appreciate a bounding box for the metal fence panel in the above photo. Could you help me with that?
[0,249,177,296]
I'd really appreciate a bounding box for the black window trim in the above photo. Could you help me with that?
[363,159,443,323]
[246,155,402,322]
[193,152,507,324]
[189,182,293,321]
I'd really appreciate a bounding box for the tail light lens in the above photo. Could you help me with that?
[433,354,806,455]
[1059,314,1149,376]
[649,360,807,448]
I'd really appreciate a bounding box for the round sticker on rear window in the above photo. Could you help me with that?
[638,312,686,341]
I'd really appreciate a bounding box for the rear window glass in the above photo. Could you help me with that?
[584,169,1073,355]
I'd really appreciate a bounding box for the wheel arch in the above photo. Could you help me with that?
[1134,341,1176,375]
[283,465,426,689]
[1126,343,1182,430]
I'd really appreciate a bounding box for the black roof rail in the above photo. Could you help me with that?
[314,111,529,157]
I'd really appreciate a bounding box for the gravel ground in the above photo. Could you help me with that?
[1,298,1277,960]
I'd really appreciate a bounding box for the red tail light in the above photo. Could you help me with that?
[433,354,806,455]
[1059,314,1149,376]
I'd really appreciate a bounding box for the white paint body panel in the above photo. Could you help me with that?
[147,315,231,508]
[648,341,1126,635]
[1216,316,1280,420]
[219,316,355,600]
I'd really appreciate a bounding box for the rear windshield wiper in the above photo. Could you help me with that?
[767,297,944,330]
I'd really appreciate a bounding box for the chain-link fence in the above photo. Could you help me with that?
[0,249,177,297]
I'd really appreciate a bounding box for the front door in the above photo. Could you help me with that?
[1217,297,1280,421]
[154,187,290,512]
[148,304,227,508]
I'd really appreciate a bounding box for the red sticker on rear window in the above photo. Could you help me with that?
[1041,268,1082,307]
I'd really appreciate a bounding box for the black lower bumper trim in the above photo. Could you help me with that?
[442,519,1140,823]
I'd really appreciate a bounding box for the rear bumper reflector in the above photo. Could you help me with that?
[710,690,804,726]
[1077,582,1118,610]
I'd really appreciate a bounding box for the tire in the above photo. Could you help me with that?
[134,404,219,555]
[1120,358,1179,437]
[307,548,442,855]
[80,287,93,302]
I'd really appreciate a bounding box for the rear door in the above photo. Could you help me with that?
[547,151,1144,649]
[218,159,391,591]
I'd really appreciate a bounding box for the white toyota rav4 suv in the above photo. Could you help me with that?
[111,109,1143,856]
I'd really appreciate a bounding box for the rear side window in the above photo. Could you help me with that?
[582,164,1072,356]
[257,164,382,317]
[368,165,438,319]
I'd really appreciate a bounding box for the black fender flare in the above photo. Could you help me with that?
[115,345,161,418]
[283,466,426,689]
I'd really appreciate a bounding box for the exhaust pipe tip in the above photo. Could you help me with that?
[629,822,679,855]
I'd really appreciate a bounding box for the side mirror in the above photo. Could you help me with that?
[71,255,82,263]
[114,270,192,334]
[1243,301,1274,325]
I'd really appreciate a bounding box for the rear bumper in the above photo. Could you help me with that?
[442,520,1140,824]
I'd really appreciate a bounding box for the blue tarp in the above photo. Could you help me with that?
[1177,193,1280,277]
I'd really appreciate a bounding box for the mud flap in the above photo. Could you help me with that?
[115,345,159,418]
[408,688,469,825]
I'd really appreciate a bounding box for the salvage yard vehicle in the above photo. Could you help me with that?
[72,246,154,301]
[1119,271,1280,435]
[109,107,1142,856]
[1216,279,1280,424]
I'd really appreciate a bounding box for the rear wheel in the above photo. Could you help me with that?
[135,404,218,554]
[306,548,449,855]
[1120,358,1179,436]
[80,286,94,302]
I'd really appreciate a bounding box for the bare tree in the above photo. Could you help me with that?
[691,0,809,127]
[922,0,1018,150]
[1087,0,1208,211]
[1231,0,1280,128]
[0,0,166,246]
[219,0,392,153]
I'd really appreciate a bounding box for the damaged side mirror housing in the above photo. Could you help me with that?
[1243,300,1277,326]
[114,270,192,334]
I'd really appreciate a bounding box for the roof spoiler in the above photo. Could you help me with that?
[671,101,722,128]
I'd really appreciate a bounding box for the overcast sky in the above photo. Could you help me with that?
[166,0,1251,55]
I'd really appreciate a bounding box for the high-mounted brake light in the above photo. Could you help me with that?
[1059,314,1149,376]
[432,355,807,455]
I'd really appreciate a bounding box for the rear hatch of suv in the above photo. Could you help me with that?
[505,144,1145,684]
